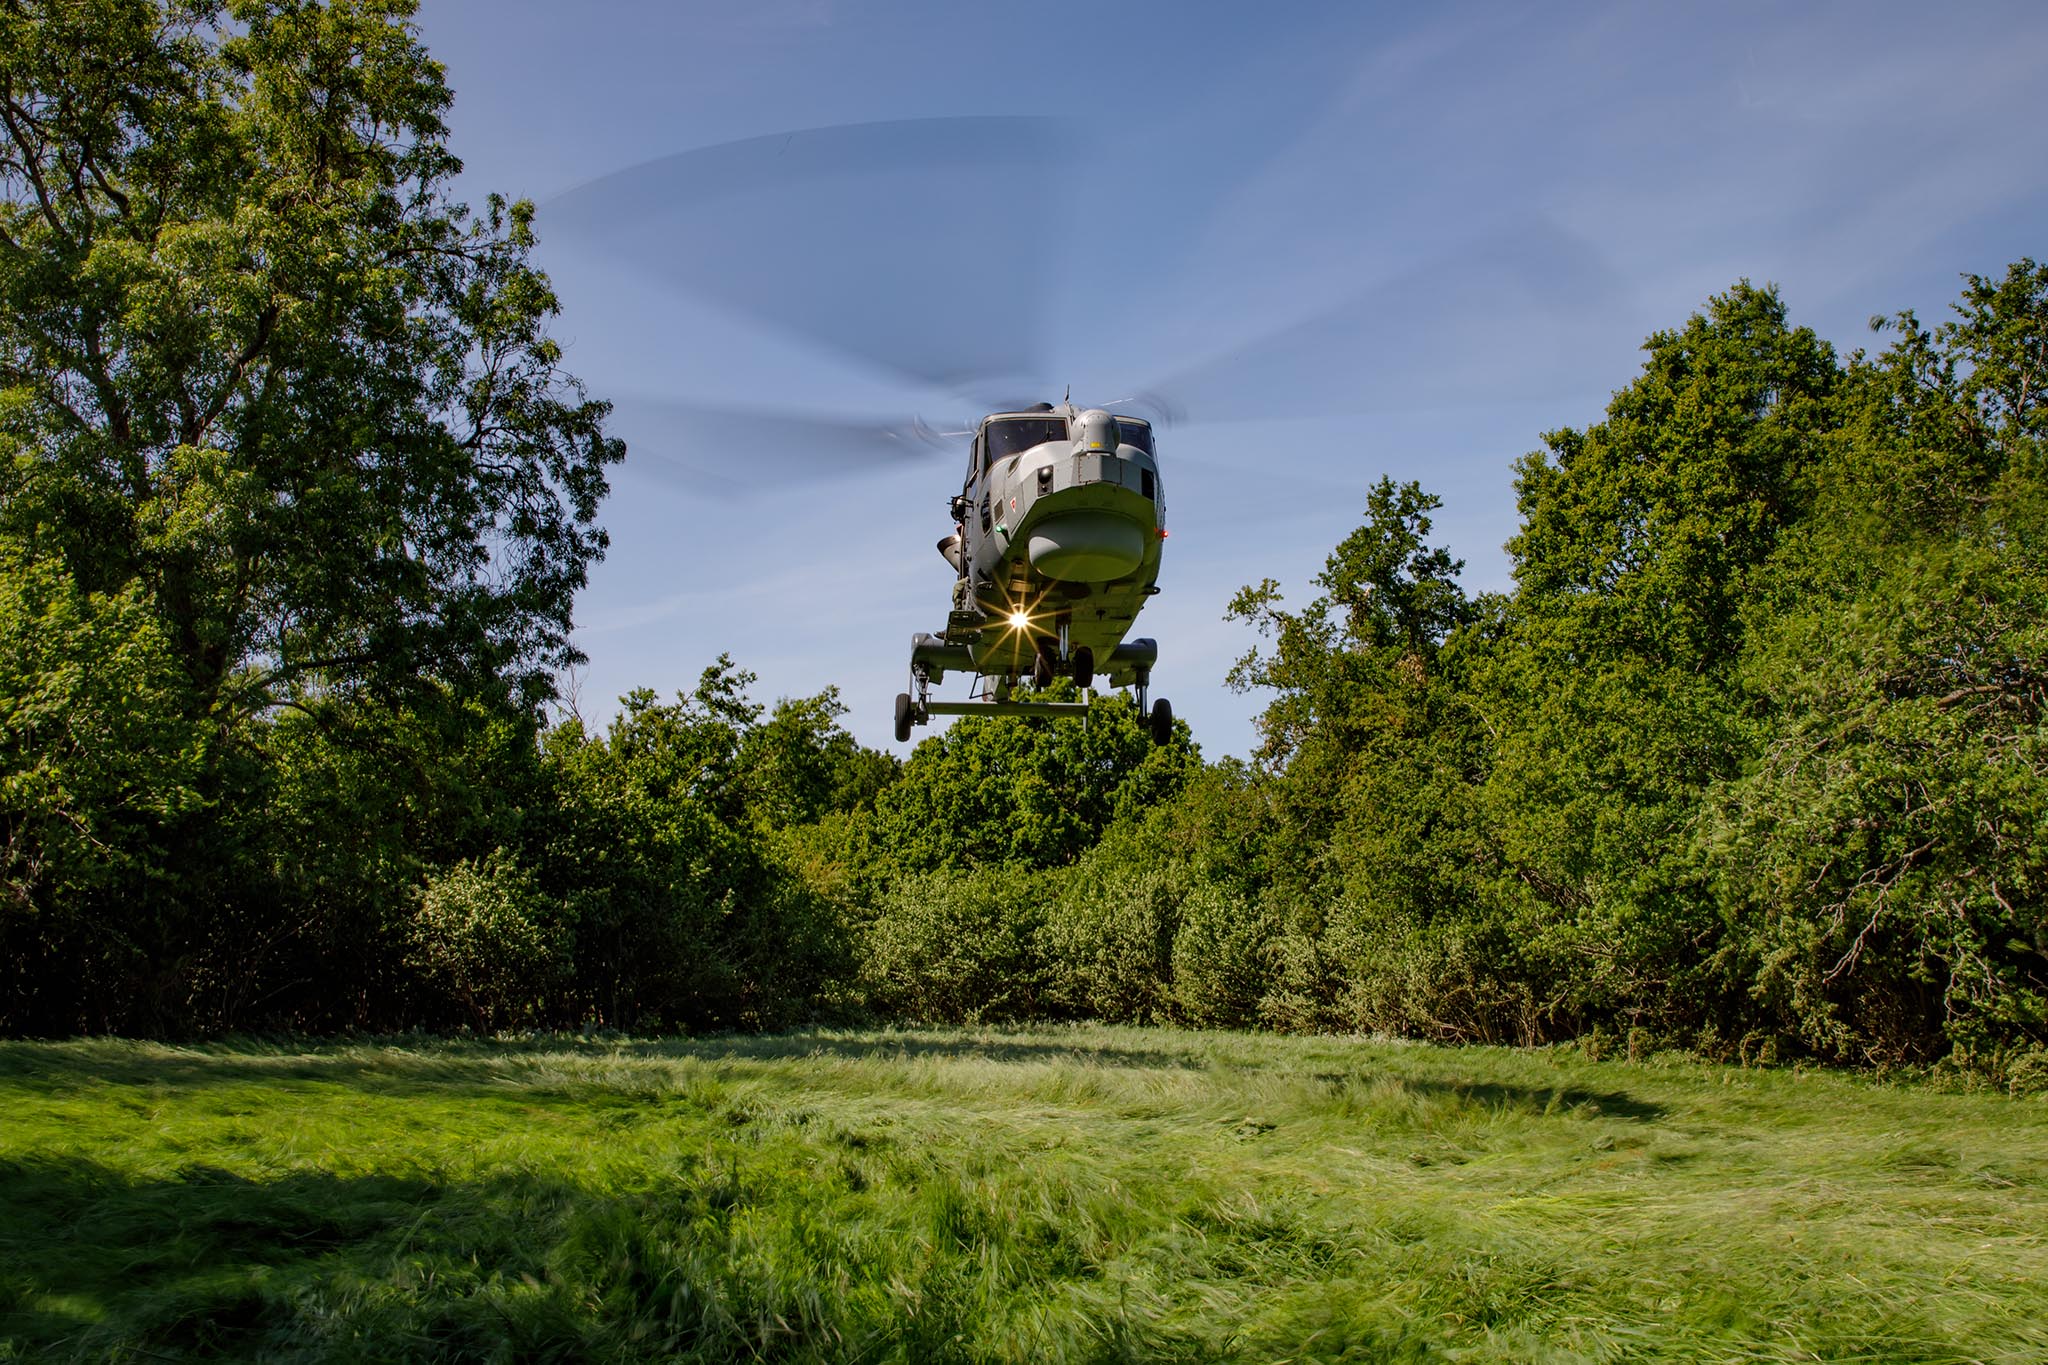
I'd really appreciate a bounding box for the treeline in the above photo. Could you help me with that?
[1205,271,2048,1074]
[8,265,2045,1081]
[820,267,2044,1077]
[2,3,2042,1076]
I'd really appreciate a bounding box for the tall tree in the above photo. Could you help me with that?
[1487,283,1841,1027]
[0,0,619,1026]
[1711,262,2048,1064]
[0,0,618,728]
[1225,477,1484,906]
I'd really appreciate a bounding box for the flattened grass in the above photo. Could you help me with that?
[1,1027,2043,1361]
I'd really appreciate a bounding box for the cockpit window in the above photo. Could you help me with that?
[985,417,1069,463]
[1115,419,1154,455]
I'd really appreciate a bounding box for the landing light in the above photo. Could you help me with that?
[1008,610,1031,630]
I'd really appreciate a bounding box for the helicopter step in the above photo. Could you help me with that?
[896,633,1169,745]
[922,699,1090,719]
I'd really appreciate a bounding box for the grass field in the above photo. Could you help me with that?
[1,1027,2044,1362]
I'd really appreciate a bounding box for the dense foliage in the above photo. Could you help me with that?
[0,0,620,1029]
[1214,272,2048,1074]
[2,3,2042,1078]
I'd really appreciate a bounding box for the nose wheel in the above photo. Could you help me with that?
[1032,638,1056,689]
[1031,628,1096,691]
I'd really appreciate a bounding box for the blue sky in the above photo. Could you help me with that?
[415,0,2048,757]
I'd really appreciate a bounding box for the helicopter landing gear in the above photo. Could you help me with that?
[895,658,937,742]
[1033,623,1095,691]
[1134,665,1173,746]
[1150,697,1174,745]
[897,632,1123,740]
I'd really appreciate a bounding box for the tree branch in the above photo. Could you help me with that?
[1935,679,2039,709]
[0,84,72,248]
[189,305,278,443]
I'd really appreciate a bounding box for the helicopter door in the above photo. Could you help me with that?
[969,431,993,535]
[961,436,980,530]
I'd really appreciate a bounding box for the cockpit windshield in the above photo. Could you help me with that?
[985,417,1069,462]
[1115,419,1154,455]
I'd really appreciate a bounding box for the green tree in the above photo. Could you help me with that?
[1711,262,2048,1065]
[535,664,857,1031]
[858,865,1051,1024]
[1224,479,1511,1036]
[0,542,204,913]
[245,686,545,1031]
[0,0,619,1028]
[737,687,898,831]
[1486,282,1841,1032]
[859,689,1199,879]
[407,848,569,1031]
[0,534,215,1028]
[1226,477,1482,900]
[1,0,617,720]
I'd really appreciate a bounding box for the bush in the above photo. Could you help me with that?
[408,852,571,1029]
[859,868,1047,1024]
[1263,898,1550,1046]
[1170,884,1278,1028]
[1039,866,1182,1024]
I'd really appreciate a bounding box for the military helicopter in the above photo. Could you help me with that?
[900,400,1172,745]
[541,117,1606,748]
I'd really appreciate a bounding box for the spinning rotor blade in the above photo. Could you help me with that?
[1092,390,1186,427]
[552,119,1625,479]
[1135,220,1629,425]
[908,416,975,448]
[544,118,1071,395]
[604,397,971,496]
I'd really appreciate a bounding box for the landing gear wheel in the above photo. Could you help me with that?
[894,692,914,743]
[1071,645,1095,689]
[1032,639,1056,689]
[1149,697,1174,746]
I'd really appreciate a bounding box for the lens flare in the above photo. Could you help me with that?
[1008,610,1031,630]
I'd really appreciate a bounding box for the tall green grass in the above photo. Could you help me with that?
[2,1027,2043,1361]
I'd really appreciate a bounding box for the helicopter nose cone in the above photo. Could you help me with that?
[1027,510,1145,581]
[1077,409,1118,451]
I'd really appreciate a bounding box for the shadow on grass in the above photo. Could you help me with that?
[680,1031,1207,1071]
[0,1155,452,1358]
[0,1040,553,1102]
[0,1150,1083,1363]
[0,1033,1676,1128]
[0,1030,1206,1102]
[0,1033,1669,1122]
[1398,1077,1666,1122]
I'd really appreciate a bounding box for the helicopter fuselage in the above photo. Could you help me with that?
[933,404,1164,686]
